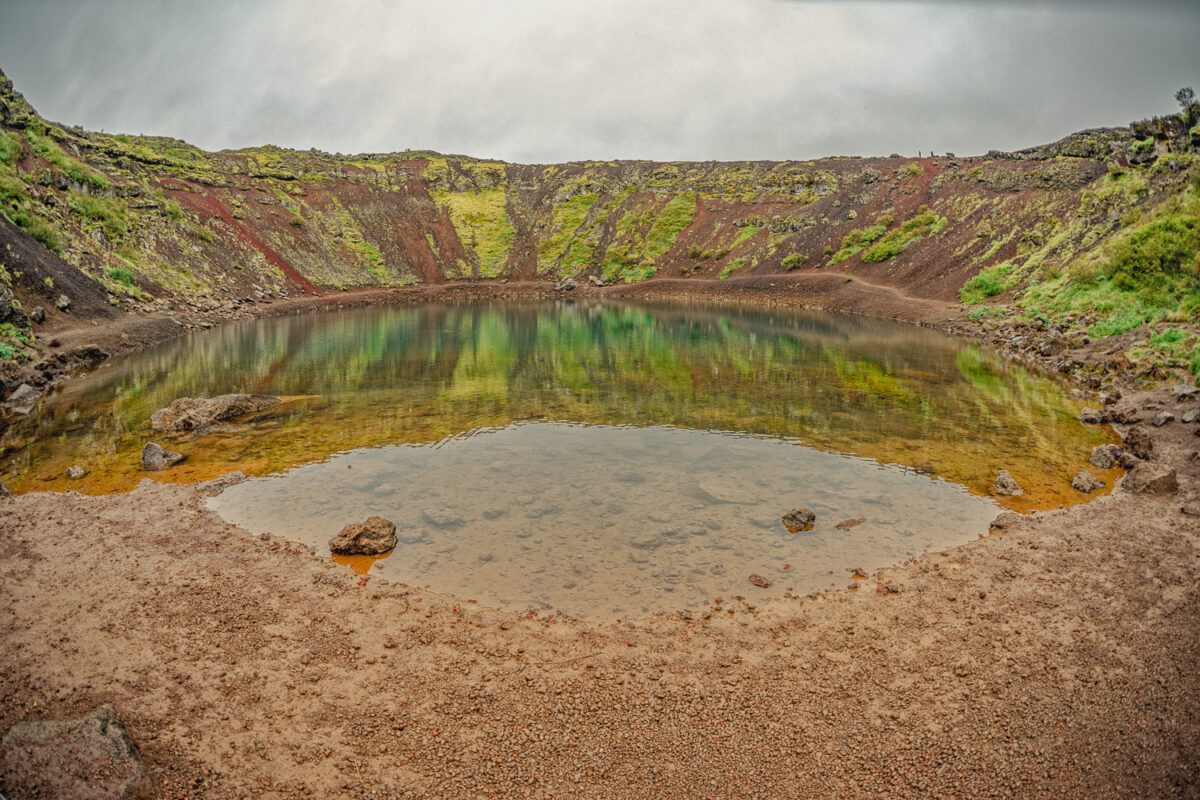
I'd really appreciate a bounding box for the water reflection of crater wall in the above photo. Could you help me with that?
[2,300,1116,507]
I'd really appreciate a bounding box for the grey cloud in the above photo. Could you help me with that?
[0,0,1196,163]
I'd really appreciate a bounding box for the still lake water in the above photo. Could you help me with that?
[1,300,1117,615]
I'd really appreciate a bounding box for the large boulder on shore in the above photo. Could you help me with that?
[329,516,397,555]
[150,394,282,432]
[141,442,185,471]
[0,706,147,800]
[1122,463,1178,495]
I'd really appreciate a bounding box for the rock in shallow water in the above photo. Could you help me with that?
[65,465,86,480]
[197,471,248,497]
[1090,444,1120,469]
[781,507,816,532]
[1071,470,1105,494]
[151,393,283,432]
[6,382,39,413]
[141,442,185,471]
[993,469,1024,497]
[329,516,397,555]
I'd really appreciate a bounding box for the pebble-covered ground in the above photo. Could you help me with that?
[1,386,1198,799]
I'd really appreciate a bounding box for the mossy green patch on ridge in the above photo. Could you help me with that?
[434,187,515,277]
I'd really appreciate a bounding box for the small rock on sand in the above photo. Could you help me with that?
[1123,463,1178,496]
[748,574,772,588]
[1071,471,1105,494]
[141,442,185,471]
[990,511,1023,530]
[993,470,1024,497]
[782,508,816,532]
[329,516,397,555]
[1182,409,1199,424]
[835,517,867,531]
[1152,411,1175,427]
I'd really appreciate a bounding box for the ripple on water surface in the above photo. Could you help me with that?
[1,300,1120,616]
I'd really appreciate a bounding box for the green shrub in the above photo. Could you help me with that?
[862,210,945,263]
[106,267,135,288]
[1106,215,1199,290]
[1129,138,1154,155]
[959,263,1014,304]
[163,198,184,221]
[781,253,807,270]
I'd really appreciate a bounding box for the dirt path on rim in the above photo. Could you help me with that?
[1,285,1199,798]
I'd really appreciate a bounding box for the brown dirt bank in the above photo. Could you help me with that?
[1,386,1198,799]
[2,288,1199,798]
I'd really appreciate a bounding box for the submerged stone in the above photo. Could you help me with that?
[150,393,282,432]
[1071,470,1105,494]
[141,442,185,471]
[782,508,816,532]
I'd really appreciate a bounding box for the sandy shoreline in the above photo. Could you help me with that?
[2,284,1199,798]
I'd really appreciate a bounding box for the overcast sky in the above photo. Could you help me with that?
[1,0,1197,163]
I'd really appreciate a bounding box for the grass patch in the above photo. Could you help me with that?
[537,193,598,275]
[643,192,697,261]
[781,253,807,270]
[437,187,515,277]
[106,266,135,288]
[25,124,108,189]
[959,262,1016,304]
[0,131,22,166]
[861,209,946,263]
[69,193,128,240]
[829,214,894,265]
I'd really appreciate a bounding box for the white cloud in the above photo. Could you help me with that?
[1,0,1196,161]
